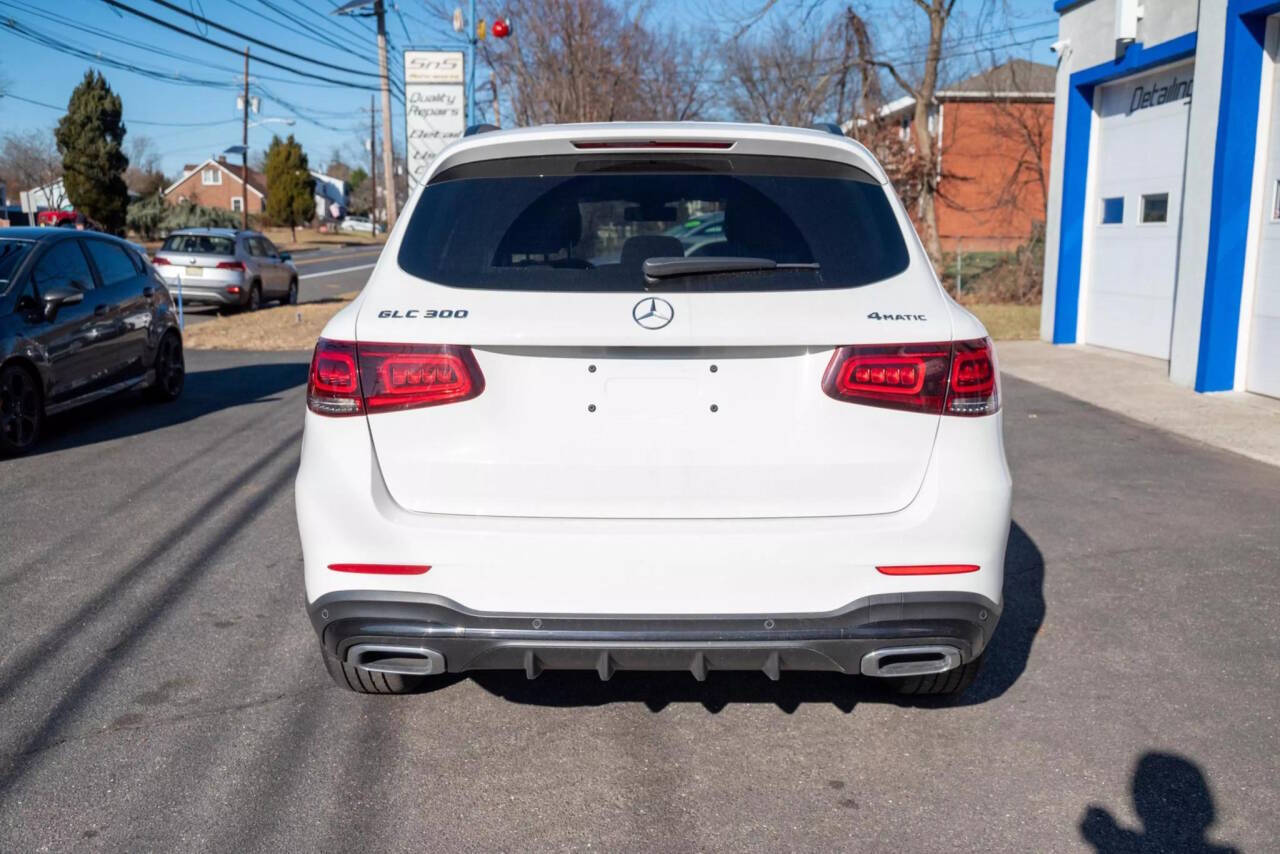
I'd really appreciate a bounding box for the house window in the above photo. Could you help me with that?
[201,168,221,186]
[231,197,243,212]
[1100,196,1124,225]
[1140,193,1169,224]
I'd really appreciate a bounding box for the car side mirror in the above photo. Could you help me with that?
[42,283,85,321]
[278,252,292,262]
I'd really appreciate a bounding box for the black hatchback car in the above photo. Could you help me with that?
[0,228,184,455]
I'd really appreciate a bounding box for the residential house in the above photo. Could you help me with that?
[851,59,1056,252]
[163,156,266,214]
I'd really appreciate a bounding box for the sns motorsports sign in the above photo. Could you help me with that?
[404,50,466,188]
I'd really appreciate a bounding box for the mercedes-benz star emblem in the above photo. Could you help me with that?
[632,296,674,330]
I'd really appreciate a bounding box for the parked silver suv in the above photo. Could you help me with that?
[152,228,298,311]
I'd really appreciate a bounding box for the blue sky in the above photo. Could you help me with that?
[0,0,1059,177]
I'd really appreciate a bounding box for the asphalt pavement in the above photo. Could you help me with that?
[0,350,1276,852]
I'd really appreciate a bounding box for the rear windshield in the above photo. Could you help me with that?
[398,154,910,292]
[162,234,235,255]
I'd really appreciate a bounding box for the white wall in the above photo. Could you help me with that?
[1168,3,1228,386]
[1041,0,1205,363]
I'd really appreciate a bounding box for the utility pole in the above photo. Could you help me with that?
[489,72,500,128]
[369,94,378,233]
[373,0,396,230]
[468,0,477,126]
[333,0,398,229]
[241,46,250,231]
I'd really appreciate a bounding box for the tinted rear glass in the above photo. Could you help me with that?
[398,154,910,292]
[162,234,235,255]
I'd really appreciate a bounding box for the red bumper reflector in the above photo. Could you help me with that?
[876,564,979,576]
[328,563,432,575]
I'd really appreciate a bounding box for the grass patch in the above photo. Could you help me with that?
[182,295,354,351]
[965,303,1041,341]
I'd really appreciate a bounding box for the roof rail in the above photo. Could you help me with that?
[810,122,846,136]
[464,123,500,137]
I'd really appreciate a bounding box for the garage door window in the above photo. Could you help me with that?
[1140,193,1169,224]
[1100,196,1124,225]
[1272,180,1280,221]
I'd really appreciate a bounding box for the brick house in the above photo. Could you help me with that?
[163,156,266,214]
[870,60,1056,252]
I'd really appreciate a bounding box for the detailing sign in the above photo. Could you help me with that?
[1127,72,1193,115]
[404,50,466,188]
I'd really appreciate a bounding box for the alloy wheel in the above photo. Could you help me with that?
[0,367,40,450]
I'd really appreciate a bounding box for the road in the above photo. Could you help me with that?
[0,351,1277,852]
[175,244,381,326]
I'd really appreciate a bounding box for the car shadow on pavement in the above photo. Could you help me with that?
[468,522,1045,712]
[1080,752,1240,853]
[14,360,309,458]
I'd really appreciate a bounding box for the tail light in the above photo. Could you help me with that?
[307,338,484,416]
[823,337,999,416]
[225,286,242,295]
[216,260,245,270]
[151,256,170,266]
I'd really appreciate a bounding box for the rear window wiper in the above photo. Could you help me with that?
[642,256,820,285]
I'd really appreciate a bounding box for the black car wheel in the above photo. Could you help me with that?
[146,332,185,402]
[247,282,262,312]
[283,278,298,306]
[0,364,43,456]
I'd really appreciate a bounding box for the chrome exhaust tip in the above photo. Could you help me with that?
[345,644,446,677]
[860,645,962,678]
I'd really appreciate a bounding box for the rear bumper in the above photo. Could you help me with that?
[162,275,246,305]
[310,590,1000,678]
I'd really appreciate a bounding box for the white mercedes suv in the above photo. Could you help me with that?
[297,122,1012,696]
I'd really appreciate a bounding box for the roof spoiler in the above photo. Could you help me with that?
[810,122,846,136]
[464,123,500,137]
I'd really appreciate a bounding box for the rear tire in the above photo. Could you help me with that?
[146,331,185,402]
[246,282,262,312]
[322,648,423,694]
[891,653,984,696]
[0,363,43,456]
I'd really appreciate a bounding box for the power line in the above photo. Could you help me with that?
[0,91,240,127]
[140,0,387,80]
[99,0,397,93]
[2,9,374,92]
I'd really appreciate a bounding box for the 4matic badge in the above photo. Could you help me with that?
[866,312,926,321]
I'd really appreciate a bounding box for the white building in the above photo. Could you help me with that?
[1043,0,1280,398]
[311,171,348,222]
[18,178,70,217]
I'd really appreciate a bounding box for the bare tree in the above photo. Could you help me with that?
[483,0,714,125]
[855,0,959,262]
[725,14,864,128]
[124,135,166,196]
[0,128,64,197]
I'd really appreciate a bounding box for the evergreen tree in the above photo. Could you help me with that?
[54,71,129,233]
[264,134,315,242]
